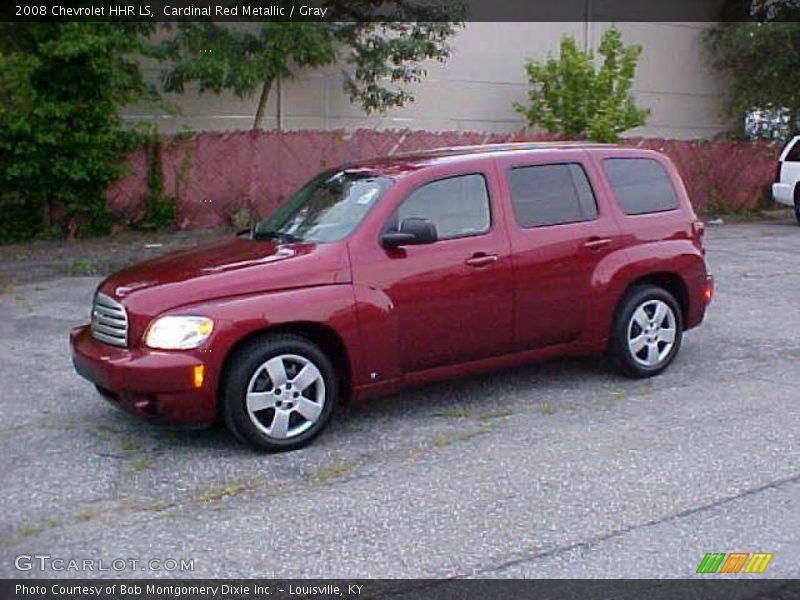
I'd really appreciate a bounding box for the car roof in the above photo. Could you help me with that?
[342,141,630,177]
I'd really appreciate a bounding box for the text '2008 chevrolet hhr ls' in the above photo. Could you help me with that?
[71,143,714,451]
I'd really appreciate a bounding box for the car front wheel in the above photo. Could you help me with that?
[610,285,684,378]
[221,334,338,451]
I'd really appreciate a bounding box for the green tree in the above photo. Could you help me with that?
[0,23,156,241]
[514,26,650,142]
[705,15,800,139]
[158,10,460,130]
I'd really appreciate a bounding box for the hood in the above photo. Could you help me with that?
[98,237,351,317]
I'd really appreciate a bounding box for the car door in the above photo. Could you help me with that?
[496,151,622,350]
[353,168,514,374]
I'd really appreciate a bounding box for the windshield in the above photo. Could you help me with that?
[252,170,392,243]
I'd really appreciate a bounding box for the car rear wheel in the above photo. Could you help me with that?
[221,334,338,451]
[610,285,684,378]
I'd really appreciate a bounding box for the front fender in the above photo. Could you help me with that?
[160,284,362,400]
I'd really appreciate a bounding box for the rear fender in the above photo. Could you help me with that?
[586,241,707,350]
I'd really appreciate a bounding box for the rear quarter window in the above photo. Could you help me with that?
[602,158,680,215]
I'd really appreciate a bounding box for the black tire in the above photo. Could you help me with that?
[610,285,684,378]
[794,186,800,225]
[221,334,338,452]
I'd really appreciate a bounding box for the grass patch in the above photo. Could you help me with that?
[433,436,452,449]
[18,518,60,539]
[432,407,475,419]
[194,477,266,504]
[74,509,97,523]
[19,526,44,538]
[119,439,141,456]
[33,284,46,292]
[312,461,356,484]
[96,423,120,434]
[473,408,513,421]
[139,501,176,513]
[128,458,152,475]
[410,427,492,459]
[69,259,98,276]
[432,428,489,449]
[538,403,556,416]
[455,427,491,442]
[432,407,513,421]
[13,293,32,312]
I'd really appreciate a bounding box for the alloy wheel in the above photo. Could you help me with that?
[627,299,677,368]
[245,354,326,439]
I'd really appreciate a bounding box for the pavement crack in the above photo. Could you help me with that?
[471,470,800,577]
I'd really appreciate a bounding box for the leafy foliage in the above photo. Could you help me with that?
[720,0,800,21]
[514,26,650,142]
[157,6,461,130]
[705,8,800,140]
[138,132,177,231]
[0,23,156,242]
[334,21,457,113]
[160,23,336,98]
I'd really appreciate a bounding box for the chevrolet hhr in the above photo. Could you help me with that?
[71,143,714,451]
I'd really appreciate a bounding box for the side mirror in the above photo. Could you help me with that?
[381,218,438,249]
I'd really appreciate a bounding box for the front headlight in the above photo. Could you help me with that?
[145,316,214,350]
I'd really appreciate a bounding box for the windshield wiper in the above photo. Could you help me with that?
[249,228,303,243]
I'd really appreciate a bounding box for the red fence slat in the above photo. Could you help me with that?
[107,129,781,230]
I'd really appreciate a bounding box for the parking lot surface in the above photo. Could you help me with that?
[0,220,799,578]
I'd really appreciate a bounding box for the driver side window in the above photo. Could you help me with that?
[391,173,491,240]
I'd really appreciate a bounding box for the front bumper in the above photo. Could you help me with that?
[772,182,795,207]
[70,325,217,424]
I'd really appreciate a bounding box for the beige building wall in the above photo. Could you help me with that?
[125,22,726,140]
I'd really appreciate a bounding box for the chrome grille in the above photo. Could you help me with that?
[91,292,128,347]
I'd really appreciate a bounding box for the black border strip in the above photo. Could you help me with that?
[3,0,797,23]
[2,579,800,600]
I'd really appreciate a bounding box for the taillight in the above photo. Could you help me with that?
[704,275,714,304]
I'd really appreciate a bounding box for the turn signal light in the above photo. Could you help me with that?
[193,365,205,388]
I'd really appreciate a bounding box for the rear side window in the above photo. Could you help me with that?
[603,158,679,215]
[507,163,598,228]
[394,173,491,240]
[785,139,800,162]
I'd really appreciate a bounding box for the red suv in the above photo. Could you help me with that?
[71,143,713,451]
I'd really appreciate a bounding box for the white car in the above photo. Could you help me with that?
[773,135,800,224]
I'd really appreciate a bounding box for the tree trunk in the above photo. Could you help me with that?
[276,75,282,132]
[41,195,51,230]
[253,77,274,131]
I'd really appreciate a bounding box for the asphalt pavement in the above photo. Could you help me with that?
[0,220,798,579]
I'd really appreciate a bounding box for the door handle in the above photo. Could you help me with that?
[465,253,499,268]
[583,237,613,252]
